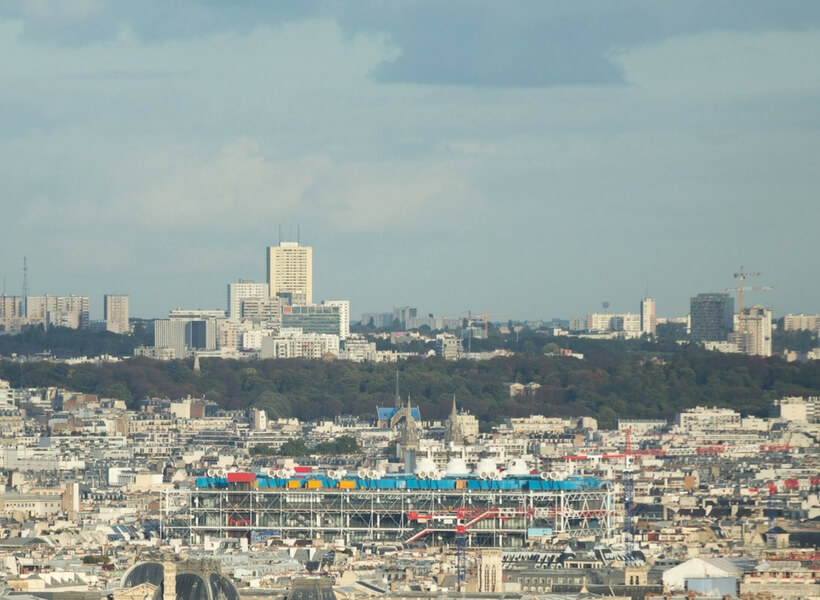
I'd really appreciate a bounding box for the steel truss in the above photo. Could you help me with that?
[162,486,612,548]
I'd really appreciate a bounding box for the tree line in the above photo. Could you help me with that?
[1,347,818,429]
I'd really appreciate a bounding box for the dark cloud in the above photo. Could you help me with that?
[341,0,820,87]
[3,0,820,87]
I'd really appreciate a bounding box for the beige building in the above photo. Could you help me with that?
[740,562,819,599]
[733,305,772,357]
[26,295,90,329]
[0,492,62,517]
[267,241,313,305]
[783,313,820,332]
[104,294,130,333]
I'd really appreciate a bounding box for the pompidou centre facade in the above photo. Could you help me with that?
[161,460,613,548]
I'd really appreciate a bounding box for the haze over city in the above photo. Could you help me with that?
[2,2,820,320]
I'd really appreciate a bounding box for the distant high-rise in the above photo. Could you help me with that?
[734,305,773,357]
[690,293,734,342]
[267,242,312,305]
[322,300,350,339]
[104,295,129,334]
[227,280,269,321]
[640,298,656,336]
[27,294,90,329]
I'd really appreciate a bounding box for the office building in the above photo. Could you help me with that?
[282,304,341,336]
[153,320,188,358]
[227,280,269,321]
[322,300,350,339]
[154,309,226,357]
[267,242,312,305]
[690,293,734,342]
[640,298,656,336]
[103,295,129,334]
[239,297,283,328]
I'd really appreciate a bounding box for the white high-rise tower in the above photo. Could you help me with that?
[640,298,656,336]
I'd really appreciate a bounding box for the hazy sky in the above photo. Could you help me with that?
[2,1,819,321]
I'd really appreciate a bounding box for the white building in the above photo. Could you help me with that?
[640,297,656,336]
[259,328,339,359]
[267,241,312,305]
[662,558,743,591]
[676,407,742,431]
[435,333,460,360]
[340,337,377,362]
[227,280,269,321]
[322,299,350,339]
[585,313,641,335]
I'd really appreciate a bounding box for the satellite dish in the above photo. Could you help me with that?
[602,301,610,311]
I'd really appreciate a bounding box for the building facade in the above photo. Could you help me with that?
[640,298,656,336]
[26,295,90,329]
[322,300,350,339]
[104,295,130,333]
[733,305,772,357]
[282,304,341,336]
[690,293,734,342]
[163,473,613,549]
[227,280,269,321]
[267,242,312,305]
[783,313,820,333]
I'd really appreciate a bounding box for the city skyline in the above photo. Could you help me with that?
[2,3,819,319]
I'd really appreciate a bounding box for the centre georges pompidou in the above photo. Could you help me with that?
[160,465,613,549]
[162,401,612,548]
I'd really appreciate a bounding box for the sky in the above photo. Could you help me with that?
[1,1,819,321]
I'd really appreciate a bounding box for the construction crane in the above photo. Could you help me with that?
[723,266,773,315]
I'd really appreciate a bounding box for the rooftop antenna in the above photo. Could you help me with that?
[297,224,300,245]
[278,224,282,245]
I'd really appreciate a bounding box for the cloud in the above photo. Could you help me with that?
[121,137,467,234]
[4,1,820,86]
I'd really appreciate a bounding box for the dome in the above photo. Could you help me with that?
[475,458,497,478]
[415,457,437,477]
[506,458,530,475]
[121,561,239,600]
[445,458,469,476]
